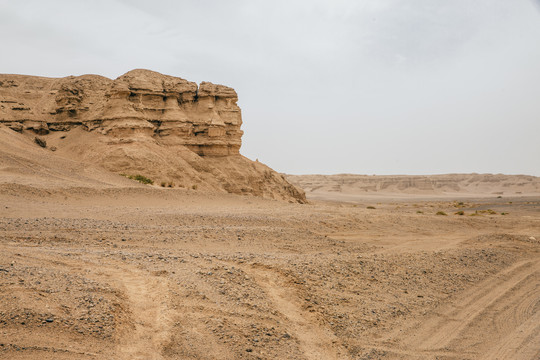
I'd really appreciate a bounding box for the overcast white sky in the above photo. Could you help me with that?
[1,0,539,175]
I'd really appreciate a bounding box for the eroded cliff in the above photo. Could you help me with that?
[0,69,306,203]
[0,69,243,156]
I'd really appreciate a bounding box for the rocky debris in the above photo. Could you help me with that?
[34,137,46,148]
[0,192,538,359]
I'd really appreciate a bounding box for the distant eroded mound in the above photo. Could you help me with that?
[287,173,540,201]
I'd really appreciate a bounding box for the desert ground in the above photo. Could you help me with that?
[1,181,539,359]
[0,71,539,359]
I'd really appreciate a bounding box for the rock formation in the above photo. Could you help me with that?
[0,69,306,203]
[0,69,243,156]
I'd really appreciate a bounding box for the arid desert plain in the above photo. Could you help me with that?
[1,71,539,359]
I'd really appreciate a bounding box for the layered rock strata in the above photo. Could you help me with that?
[0,69,242,156]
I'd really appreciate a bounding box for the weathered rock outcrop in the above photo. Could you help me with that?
[0,70,306,203]
[0,69,242,156]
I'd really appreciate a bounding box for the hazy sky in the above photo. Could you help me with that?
[1,0,539,175]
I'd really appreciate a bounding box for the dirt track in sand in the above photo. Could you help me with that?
[0,186,539,359]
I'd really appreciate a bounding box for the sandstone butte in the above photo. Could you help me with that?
[0,69,306,203]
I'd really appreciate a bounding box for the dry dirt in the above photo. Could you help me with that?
[1,183,539,359]
[2,71,538,359]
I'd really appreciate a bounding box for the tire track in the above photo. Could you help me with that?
[4,245,173,360]
[444,269,540,358]
[114,269,172,360]
[243,264,351,360]
[481,310,540,360]
[399,259,540,352]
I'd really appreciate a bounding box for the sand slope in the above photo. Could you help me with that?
[0,124,305,202]
[0,126,135,189]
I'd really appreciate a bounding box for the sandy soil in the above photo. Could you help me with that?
[1,183,539,359]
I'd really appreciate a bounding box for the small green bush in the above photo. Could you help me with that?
[436,211,447,216]
[192,184,198,190]
[416,210,424,214]
[477,209,497,215]
[454,211,465,216]
[366,206,376,209]
[122,174,154,185]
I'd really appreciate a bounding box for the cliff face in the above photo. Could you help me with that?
[0,69,242,156]
[0,70,306,203]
